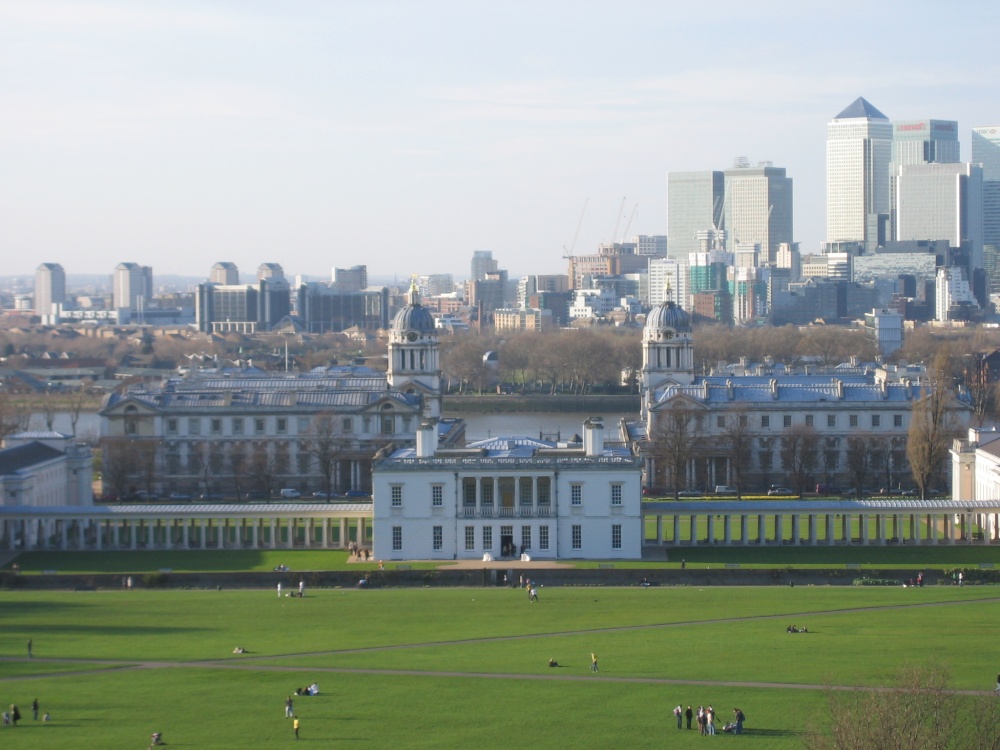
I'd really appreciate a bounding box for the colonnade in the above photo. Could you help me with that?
[0,504,372,552]
[643,499,1000,546]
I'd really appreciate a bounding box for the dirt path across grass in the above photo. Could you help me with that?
[5,595,999,695]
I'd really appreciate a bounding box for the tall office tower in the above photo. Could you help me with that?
[826,97,893,251]
[973,126,1000,292]
[648,257,689,308]
[889,120,959,238]
[333,265,367,292]
[471,250,498,281]
[775,242,802,280]
[723,161,793,264]
[257,263,284,282]
[895,162,983,271]
[210,262,239,285]
[35,262,66,319]
[667,171,725,259]
[632,235,668,256]
[113,262,149,312]
[422,274,455,296]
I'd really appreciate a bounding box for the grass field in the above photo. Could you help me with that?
[2,585,999,749]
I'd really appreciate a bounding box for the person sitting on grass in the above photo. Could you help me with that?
[548,658,559,667]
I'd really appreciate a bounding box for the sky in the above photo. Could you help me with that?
[2,1,999,283]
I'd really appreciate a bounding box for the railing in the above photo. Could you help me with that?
[462,506,552,518]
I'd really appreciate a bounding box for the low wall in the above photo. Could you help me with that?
[0,567,947,590]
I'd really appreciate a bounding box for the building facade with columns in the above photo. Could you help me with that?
[100,288,459,498]
[0,433,93,507]
[627,300,971,493]
[372,418,643,561]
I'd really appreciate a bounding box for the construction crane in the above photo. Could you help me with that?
[563,198,589,259]
[609,196,627,246]
[619,203,638,244]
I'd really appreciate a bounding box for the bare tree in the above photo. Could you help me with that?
[302,412,341,497]
[965,355,994,428]
[908,358,962,499]
[248,442,278,499]
[780,425,819,498]
[720,409,755,499]
[100,438,138,499]
[804,664,1000,750]
[0,390,31,441]
[845,435,874,499]
[649,401,701,498]
[67,384,90,436]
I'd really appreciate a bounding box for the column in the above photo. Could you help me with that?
[146,520,154,548]
[321,519,329,548]
[689,515,697,545]
[113,521,120,549]
[130,520,138,550]
[183,521,190,550]
[775,515,783,546]
[234,519,242,548]
[826,514,834,546]
[809,514,817,545]
[60,521,68,550]
[287,518,295,549]
[860,514,868,546]
[270,518,277,548]
[76,521,85,549]
[200,519,207,549]
[673,515,680,545]
[166,521,174,550]
[96,520,104,550]
[757,514,765,545]
[930,514,938,544]
[878,515,886,545]
[843,513,851,545]
[359,517,368,547]
[723,515,732,545]
[706,514,715,545]
[655,516,663,545]
[792,514,800,546]
[304,519,313,549]
[252,520,259,548]
[740,515,749,545]
[340,518,347,549]
[947,514,955,544]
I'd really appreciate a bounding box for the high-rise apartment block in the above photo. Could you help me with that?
[210,262,239,285]
[35,262,66,320]
[826,97,892,251]
[471,250,498,281]
[333,265,367,292]
[632,235,668,256]
[667,171,725,260]
[113,262,153,314]
[648,257,688,308]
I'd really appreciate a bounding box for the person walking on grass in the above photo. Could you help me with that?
[673,704,683,729]
[32,699,39,721]
[590,652,599,672]
[293,716,300,739]
[285,696,294,718]
[27,639,32,658]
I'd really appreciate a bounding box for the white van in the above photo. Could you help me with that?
[279,489,301,499]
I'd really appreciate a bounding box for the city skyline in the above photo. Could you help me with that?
[2,1,999,278]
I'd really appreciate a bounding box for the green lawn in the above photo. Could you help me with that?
[1,586,998,749]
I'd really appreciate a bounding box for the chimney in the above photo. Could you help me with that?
[416,418,438,458]
[583,416,605,456]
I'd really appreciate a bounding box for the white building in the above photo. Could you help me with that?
[372,417,642,561]
[648,257,688,308]
[0,433,93,507]
[935,266,977,321]
[826,97,892,250]
[35,263,66,322]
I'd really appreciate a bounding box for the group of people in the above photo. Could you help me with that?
[294,683,320,696]
[348,542,370,561]
[284,686,318,740]
[277,580,307,598]
[672,705,745,735]
[3,699,49,727]
[786,624,809,633]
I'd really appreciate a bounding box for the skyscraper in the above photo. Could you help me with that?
[973,126,1000,292]
[892,120,960,166]
[826,97,892,251]
[667,171,725,260]
[723,162,793,264]
[333,265,367,292]
[471,250,498,281]
[113,262,151,313]
[35,262,66,319]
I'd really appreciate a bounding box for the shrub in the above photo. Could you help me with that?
[852,577,900,586]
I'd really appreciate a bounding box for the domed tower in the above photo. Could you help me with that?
[388,283,442,417]
[641,300,694,404]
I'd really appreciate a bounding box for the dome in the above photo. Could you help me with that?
[392,302,436,334]
[644,301,691,333]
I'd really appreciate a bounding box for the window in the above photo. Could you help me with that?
[739,415,748,428]
[392,526,402,551]
[717,416,725,428]
[871,415,881,428]
[827,414,836,428]
[391,485,403,507]
[572,525,582,550]
[188,418,201,436]
[894,414,903,428]
[211,418,222,435]
[805,414,814,427]
[254,418,265,434]
[297,417,310,433]
[462,478,477,505]
[381,415,393,434]
[232,418,243,435]
[433,526,442,550]
[759,452,773,471]
[432,485,443,507]
[465,526,475,551]
[342,418,352,433]
[166,418,178,435]
[612,524,622,550]
[611,484,622,506]
[539,526,549,550]
[761,415,770,429]
[482,526,492,549]
[849,415,858,427]
[481,479,494,504]
[297,453,311,474]
[519,477,533,504]
[521,526,531,551]
[571,484,582,506]
[537,477,551,504]
[276,418,287,434]
[783,415,792,428]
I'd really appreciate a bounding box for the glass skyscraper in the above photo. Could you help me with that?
[973,126,1000,292]
[667,171,725,260]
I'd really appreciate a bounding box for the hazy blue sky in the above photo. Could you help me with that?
[2,1,998,282]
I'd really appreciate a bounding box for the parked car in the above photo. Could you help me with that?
[815,483,841,494]
[312,491,333,499]
[279,488,302,499]
[199,493,224,500]
[767,487,793,496]
[714,485,737,495]
[342,490,371,498]
[168,492,192,501]
[642,487,667,497]
[677,490,702,498]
